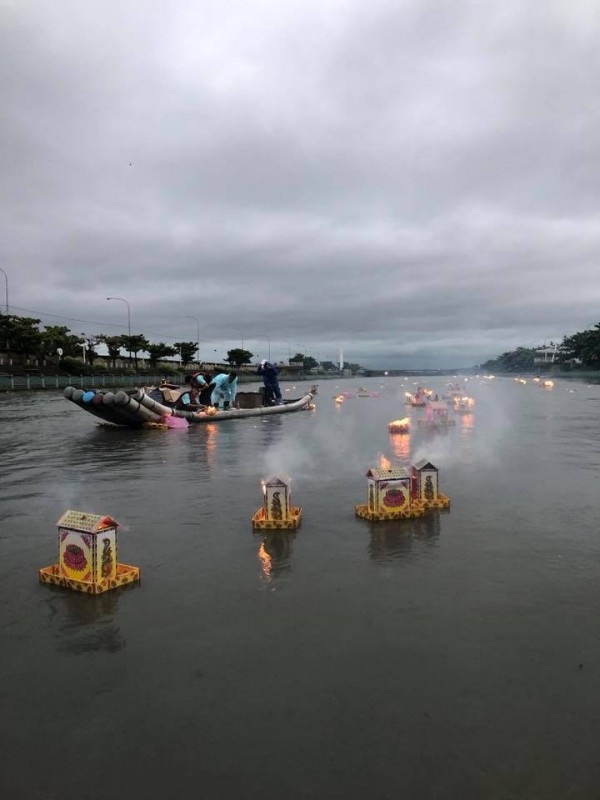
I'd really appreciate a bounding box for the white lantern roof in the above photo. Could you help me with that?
[366,466,409,480]
[56,509,118,533]
[413,459,438,472]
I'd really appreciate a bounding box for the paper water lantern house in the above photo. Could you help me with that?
[39,509,140,594]
[252,475,302,530]
[411,459,450,510]
[417,400,456,428]
[355,465,426,521]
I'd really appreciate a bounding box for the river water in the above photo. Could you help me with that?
[2,375,600,799]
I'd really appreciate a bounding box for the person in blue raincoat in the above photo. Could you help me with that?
[257,359,282,405]
[210,372,238,409]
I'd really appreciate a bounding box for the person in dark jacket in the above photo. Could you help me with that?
[258,360,282,405]
[185,371,214,406]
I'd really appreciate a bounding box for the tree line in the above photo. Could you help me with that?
[0,314,197,369]
[0,314,341,373]
[481,323,600,372]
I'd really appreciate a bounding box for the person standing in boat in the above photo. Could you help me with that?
[210,371,238,410]
[258,359,283,405]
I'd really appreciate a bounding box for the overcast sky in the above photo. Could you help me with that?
[2,0,599,367]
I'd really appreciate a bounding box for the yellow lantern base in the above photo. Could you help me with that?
[38,563,141,594]
[417,419,456,427]
[252,507,302,530]
[355,501,427,521]
[421,493,451,510]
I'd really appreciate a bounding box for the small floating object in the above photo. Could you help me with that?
[252,475,302,530]
[165,414,189,429]
[334,395,344,404]
[542,380,554,389]
[418,401,456,427]
[143,421,168,430]
[388,417,410,433]
[355,457,450,521]
[452,396,475,413]
[39,509,140,595]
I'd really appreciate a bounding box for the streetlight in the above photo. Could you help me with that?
[106,296,131,360]
[254,334,271,361]
[184,315,200,363]
[230,328,244,348]
[0,267,8,314]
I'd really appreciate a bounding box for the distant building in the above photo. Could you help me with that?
[534,346,559,365]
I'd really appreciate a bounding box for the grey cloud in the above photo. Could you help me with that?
[1,1,599,368]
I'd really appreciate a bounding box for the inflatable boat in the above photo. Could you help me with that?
[64,386,314,428]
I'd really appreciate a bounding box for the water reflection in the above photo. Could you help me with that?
[65,426,148,468]
[368,513,441,564]
[45,588,129,655]
[459,413,474,432]
[188,422,219,471]
[256,530,295,584]
[259,415,284,447]
[389,432,411,463]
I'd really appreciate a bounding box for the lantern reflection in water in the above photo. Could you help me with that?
[389,431,411,462]
[204,423,218,469]
[460,413,474,432]
[257,532,295,584]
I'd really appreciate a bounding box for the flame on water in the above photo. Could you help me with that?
[388,417,410,431]
[379,454,392,470]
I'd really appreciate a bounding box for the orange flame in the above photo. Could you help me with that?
[379,454,392,470]
[388,417,410,432]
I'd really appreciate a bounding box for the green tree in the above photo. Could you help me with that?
[0,314,42,355]
[320,360,338,372]
[97,335,123,369]
[562,324,600,366]
[39,325,82,358]
[120,334,149,369]
[173,341,197,366]
[481,347,538,372]
[82,334,101,364]
[225,348,254,367]
[291,352,318,369]
[147,342,177,368]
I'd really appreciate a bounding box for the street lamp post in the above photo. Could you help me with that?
[254,334,271,361]
[0,267,8,314]
[231,328,244,349]
[184,315,200,363]
[106,296,131,360]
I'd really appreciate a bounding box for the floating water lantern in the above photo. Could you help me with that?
[388,417,410,433]
[252,475,302,530]
[542,380,554,389]
[411,459,450,510]
[452,396,475,413]
[355,458,450,521]
[334,395,344,404]
[355,462,425,521]
[417,401,456,427]
[39,509,140,595]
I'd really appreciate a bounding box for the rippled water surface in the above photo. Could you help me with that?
[2,376,600,799]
